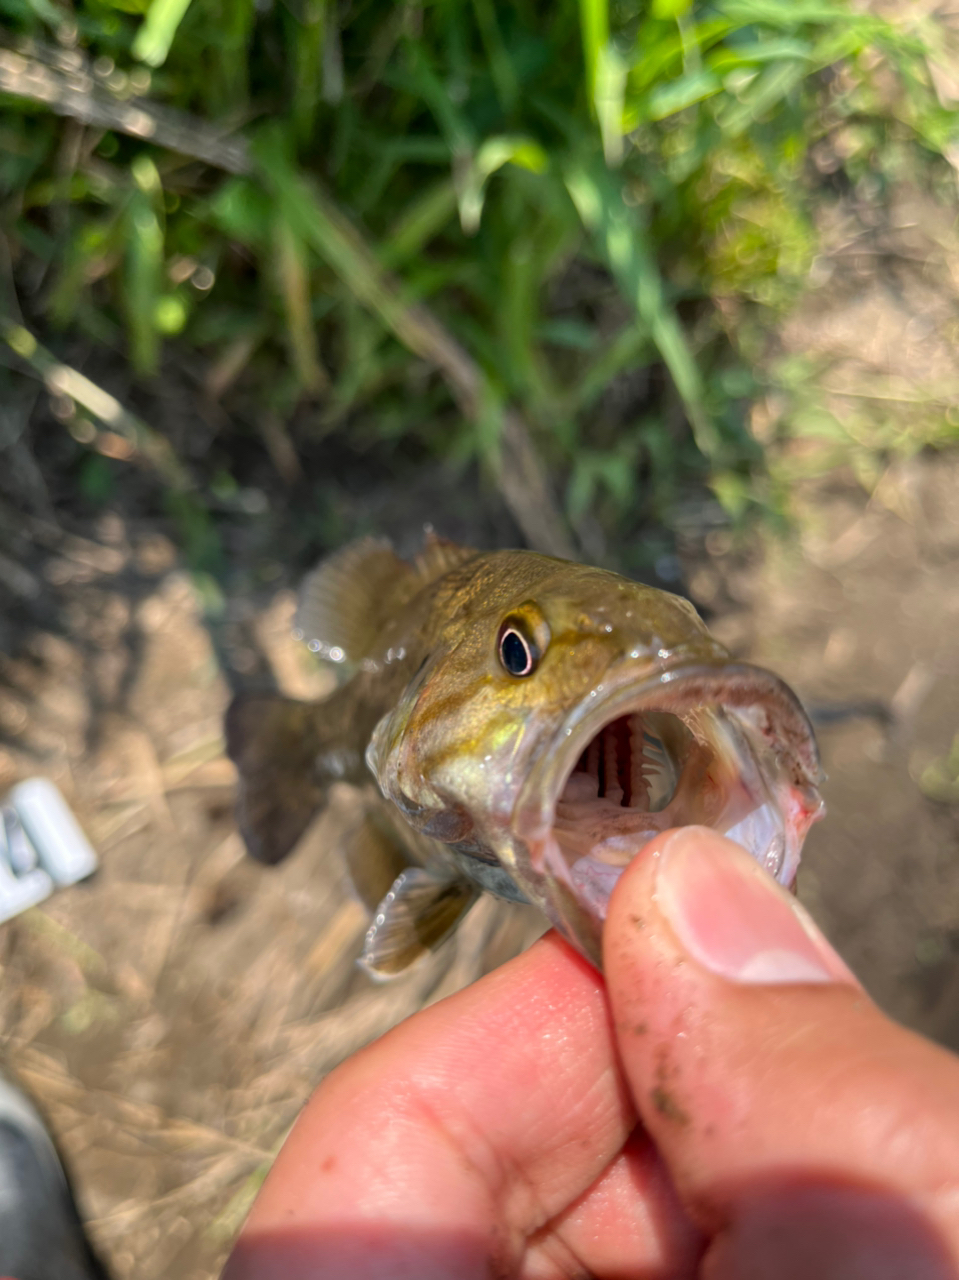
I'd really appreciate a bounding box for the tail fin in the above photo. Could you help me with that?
[225,693,327,865]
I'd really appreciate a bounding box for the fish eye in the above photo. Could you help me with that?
[499,627,535,676]
[497,608,548,678]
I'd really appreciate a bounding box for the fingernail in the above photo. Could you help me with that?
[654,827,851,985]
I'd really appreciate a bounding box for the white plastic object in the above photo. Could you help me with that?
[8,778,98,887]
[0,807,53,923]
[2,805,38,876]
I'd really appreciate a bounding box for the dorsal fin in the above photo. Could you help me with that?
[295,537,415,666]
[341,811,413,914]
[296,533,477,667]
[412,529,478,583]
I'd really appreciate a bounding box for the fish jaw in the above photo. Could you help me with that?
[509,661,824,967]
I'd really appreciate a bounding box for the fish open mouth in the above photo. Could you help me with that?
[514,662,824,945]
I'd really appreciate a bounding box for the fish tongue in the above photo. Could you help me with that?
[561,772,600,804]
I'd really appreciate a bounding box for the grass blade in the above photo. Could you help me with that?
[566,161,721,460]
[133,0,195,68]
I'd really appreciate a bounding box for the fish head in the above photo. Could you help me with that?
[366,552,823,966]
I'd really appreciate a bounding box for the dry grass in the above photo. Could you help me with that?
[0,546,542,1278]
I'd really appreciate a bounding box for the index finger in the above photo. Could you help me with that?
[222,932,674,1279]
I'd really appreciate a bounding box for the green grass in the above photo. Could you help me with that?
[0,0,956,569]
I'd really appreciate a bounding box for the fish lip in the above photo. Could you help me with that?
[512,657,822,845]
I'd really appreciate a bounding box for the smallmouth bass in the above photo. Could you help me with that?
[226,534,823,974]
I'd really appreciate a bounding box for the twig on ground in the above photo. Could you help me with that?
[0,46,250,175]
[1,320,193,491]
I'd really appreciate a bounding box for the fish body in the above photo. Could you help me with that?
[226,535,824,974]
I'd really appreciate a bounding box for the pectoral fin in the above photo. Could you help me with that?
[341,812,414,914]
[361,868,478,980]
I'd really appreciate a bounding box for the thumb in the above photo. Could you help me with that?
[604,826,959,1280]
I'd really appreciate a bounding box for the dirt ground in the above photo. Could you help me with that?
[0,537,547,1279]
[695,455,959,1040]
[0,452,954,1278]
[0,177,958,1275]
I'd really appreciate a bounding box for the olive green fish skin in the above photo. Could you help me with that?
[365,552,728,839]
[226,542,822,971]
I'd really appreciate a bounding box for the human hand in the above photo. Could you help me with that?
[222,827,959,1279]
